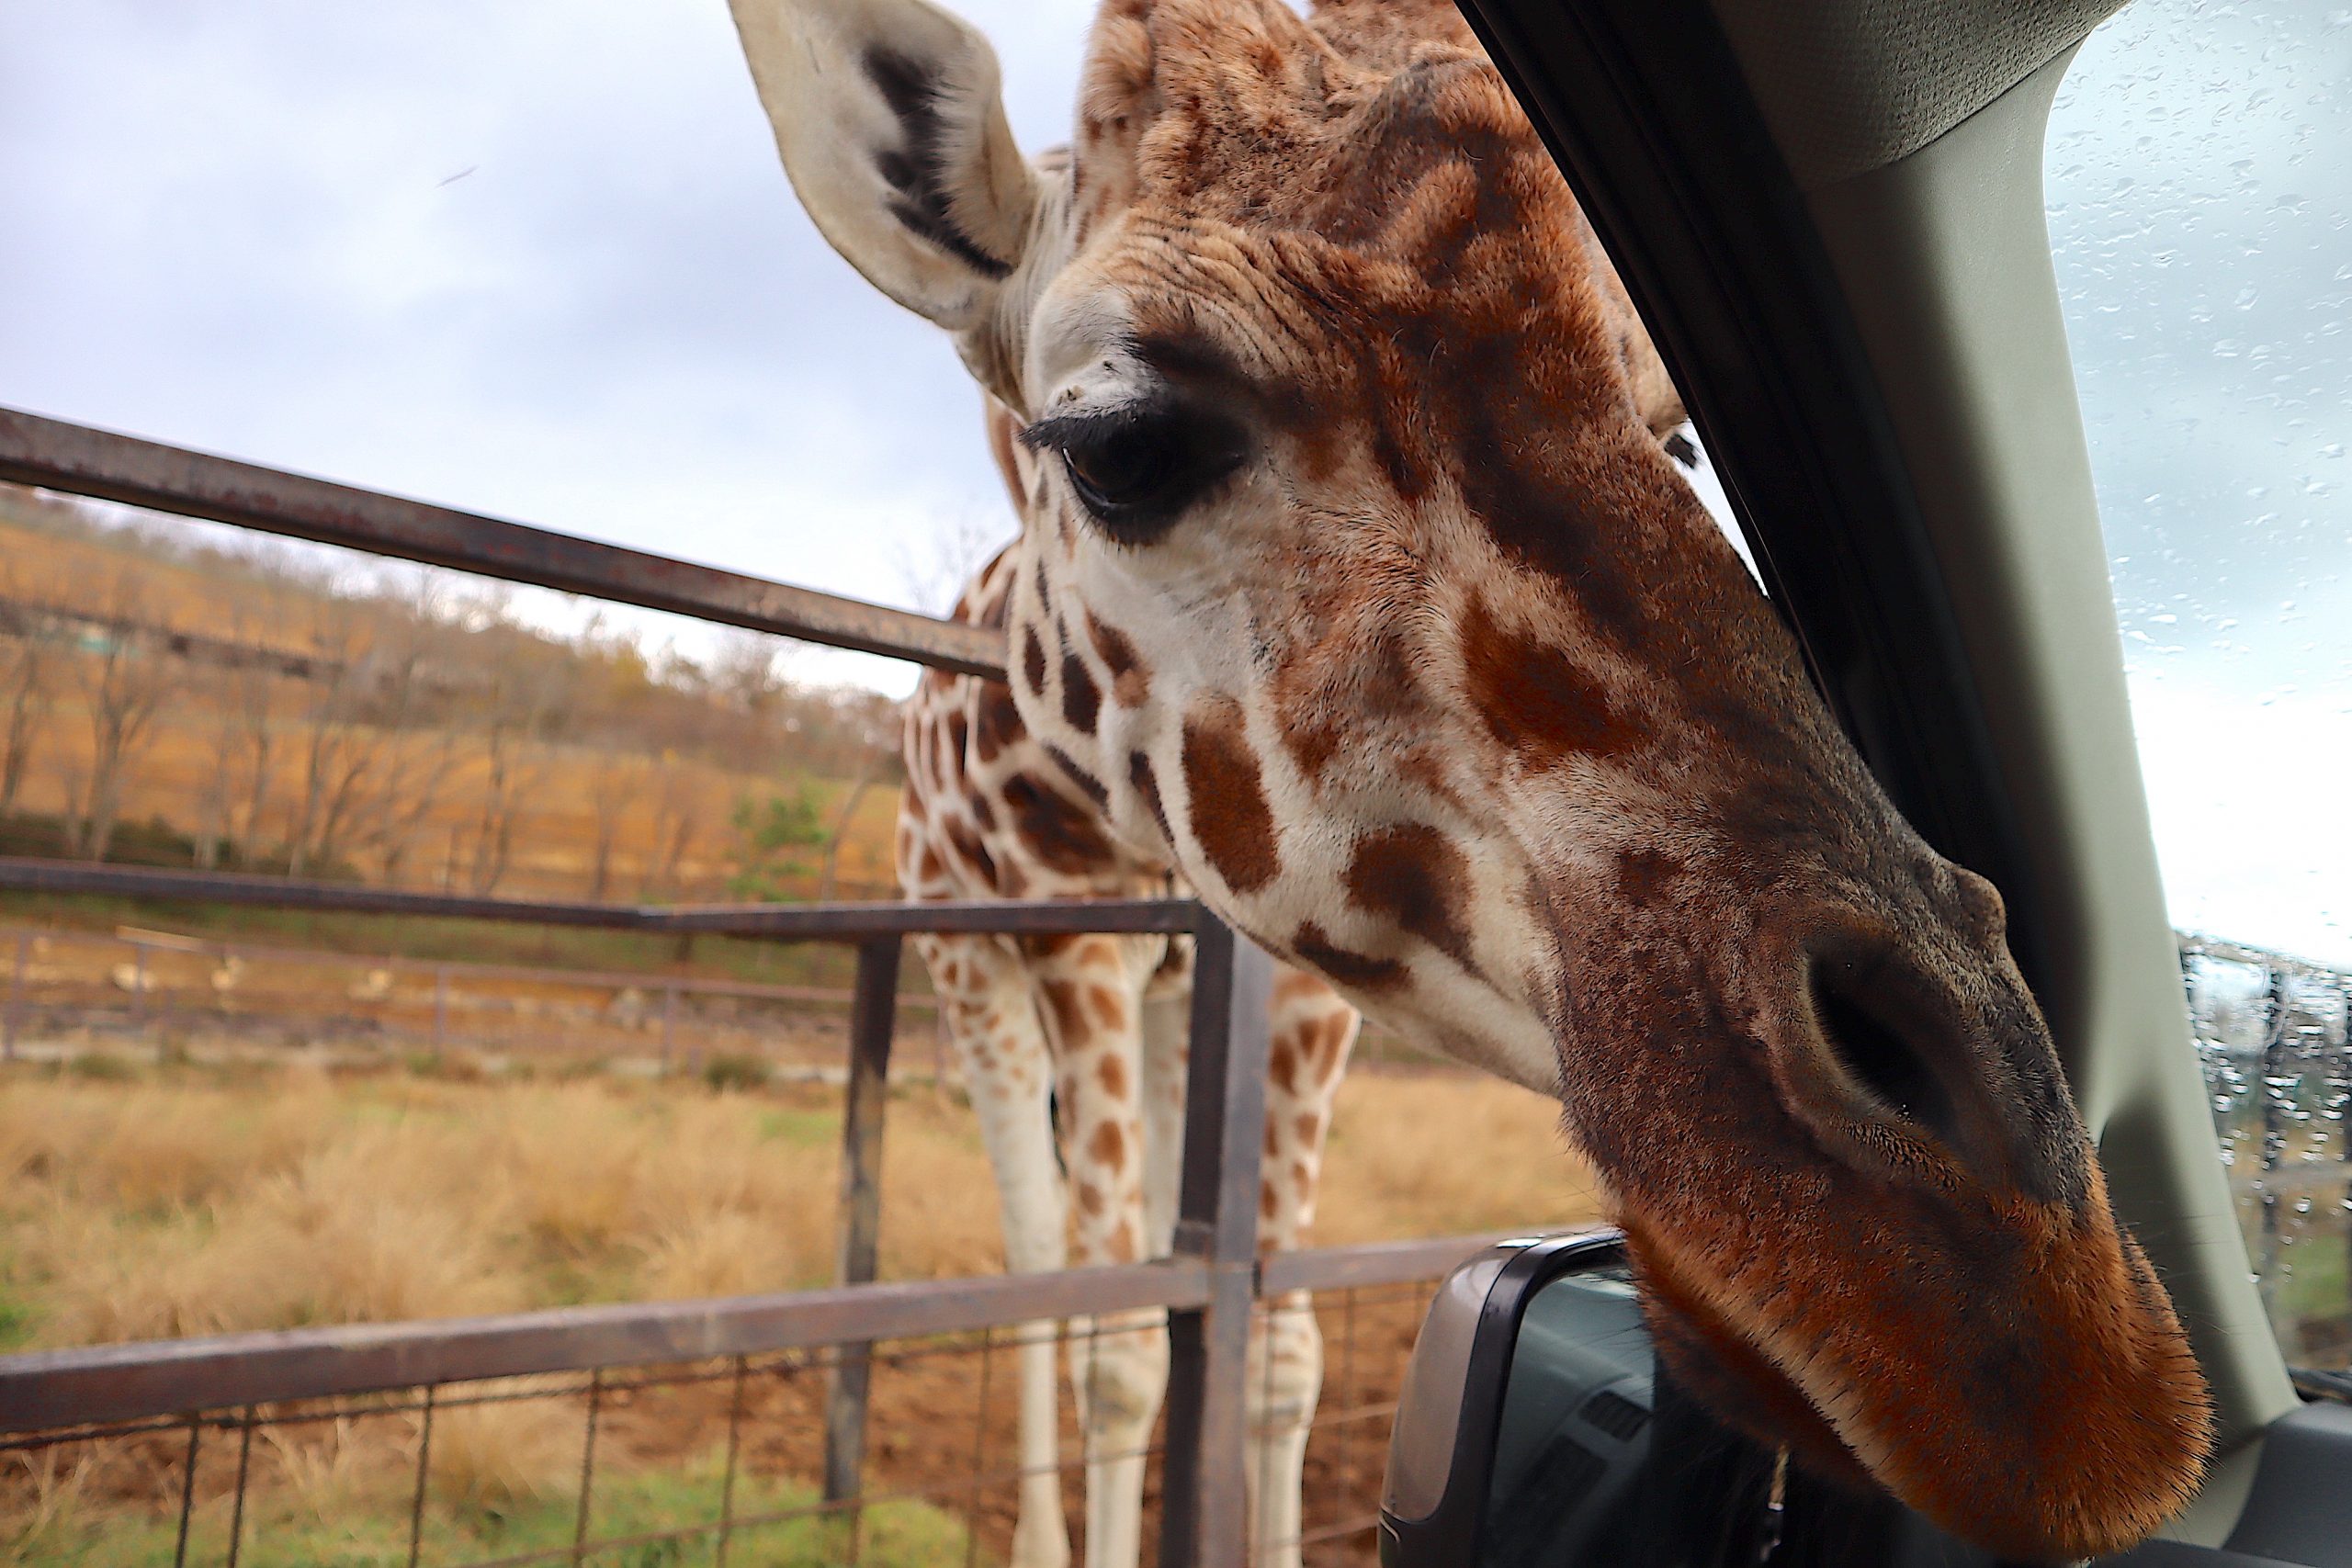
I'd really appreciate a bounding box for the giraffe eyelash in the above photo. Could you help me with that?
[1022,397,1249,545]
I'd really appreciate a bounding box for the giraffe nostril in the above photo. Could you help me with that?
[1807,963,1959,1145]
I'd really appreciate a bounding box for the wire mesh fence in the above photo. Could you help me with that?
[2181,934,2352,1370]
[0,1264,1470,1567]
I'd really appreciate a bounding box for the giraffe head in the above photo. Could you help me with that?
[733,0,2211,1553]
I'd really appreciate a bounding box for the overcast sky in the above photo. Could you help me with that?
[0,0,2344,963]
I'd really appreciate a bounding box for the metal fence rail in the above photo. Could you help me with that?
[0,1251,1487,1567]
[0,1234,1498,1438]
[0,402,1491,1562]
[0,405,1005,679]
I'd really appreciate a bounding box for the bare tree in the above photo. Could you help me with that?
[345,571,461,886]
[585,750,650,901]
[896,502,1012,617]
[206,583,303,869]
[74,571,176,861]
[461,644,570,896]
[284,612,385,878]
[0,615,58,818]
[640,758,709,900]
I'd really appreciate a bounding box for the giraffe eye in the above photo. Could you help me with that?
[1023,400,1248,545]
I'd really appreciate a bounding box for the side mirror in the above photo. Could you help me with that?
[1379,1230,1655,1566]
[1378,1230,2007,1568]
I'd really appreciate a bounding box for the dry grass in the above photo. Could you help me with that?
[0,1058,1599,1353]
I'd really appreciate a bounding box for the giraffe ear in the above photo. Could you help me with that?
[729,0,1041,333]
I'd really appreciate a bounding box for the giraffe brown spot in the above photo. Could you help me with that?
[1460,594,1643,761]
[944,708,968,761]
[1616,848,1681,904]
[968,789,997,832]
[1269,1038,1300,1095]
[943,818,998,887]
[1077,1181,1106,1218]
[1344,822,1474,968]
[1293,921,1404,992]
[1181,696,1279,894]
[1105,1215,1139,1263]
[1097,1053,1130,1098]
[974,682,1022,764]
[1283,718,1341,785]
[1088,985,1130,1032]
[1021,626,1047,694]
[1317,1015,1353,1083]
[1295,1111,1321,1144]
[1087,1119,1127,1172]
[1041,978,1087,1042]
[997,857,1030,897]
[1086,611,1150,706]
[1260,1179,1278,1220]
[1001,772,1114,874]
[916,845,944,884]
[1022,933,1081,959]
[1129,751,1173,843]
[1060,640,1102,735]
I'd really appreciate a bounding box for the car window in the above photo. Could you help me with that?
[2049,0,2352,1371]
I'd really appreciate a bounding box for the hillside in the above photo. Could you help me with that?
[0,483,907,904]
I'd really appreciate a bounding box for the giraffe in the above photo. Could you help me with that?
[730,0,2216,1560]
[895,406,1362,1568]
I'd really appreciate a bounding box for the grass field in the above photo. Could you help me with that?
[0,1053,1598,1564]
[0,1056,1599,1352]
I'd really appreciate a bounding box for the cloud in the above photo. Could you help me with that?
[0,0,1092,694]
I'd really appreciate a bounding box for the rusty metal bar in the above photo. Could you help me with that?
[823,934,901,1507]
[1258,1232,1526,1296]
[0,1224,1489,1438]
[0,857,1199,937]
[1159,918,1274,1568]
[0,1258,1214,1433]
[0,406,1006,679]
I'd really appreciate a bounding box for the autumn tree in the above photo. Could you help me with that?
[584,750,650,901]
[73,570,176,861]
[0,611,59,818]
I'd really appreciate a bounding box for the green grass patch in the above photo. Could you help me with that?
[753,1108,838,1148]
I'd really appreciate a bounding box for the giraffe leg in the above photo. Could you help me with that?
[1247,968,1360,1568]
[1027,933,1161,1568]
[920,932,1071,1568]
[1137,937,1193,1257]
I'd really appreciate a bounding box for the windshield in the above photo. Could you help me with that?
[2050,0,2352,1371]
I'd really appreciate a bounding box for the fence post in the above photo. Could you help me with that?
[2257,964,2291,1329]
[1158,917,1273,1568]
[823,934,903,1512]
[3,931,27,1062]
